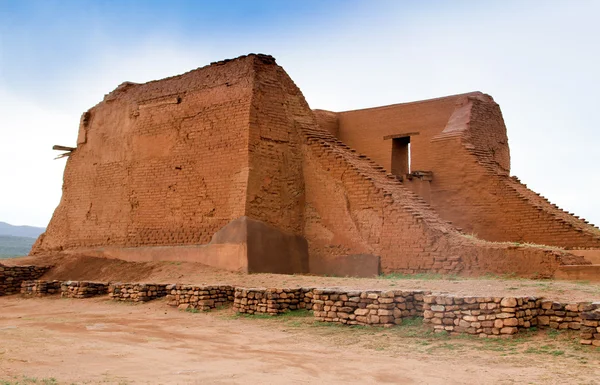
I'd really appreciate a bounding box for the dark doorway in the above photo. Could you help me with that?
[391,136,410,176]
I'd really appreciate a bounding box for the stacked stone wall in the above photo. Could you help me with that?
[536,300,589,330]
[233,287,309,315]
[108,283,169,302]
[580,304,600,347]
[166,284,234,310]
[21,280,62,296]
[311,289,427,327]
[423,295,540,336]
[0,264,49,296]
[3,278,599,348]
[61,281,109,298]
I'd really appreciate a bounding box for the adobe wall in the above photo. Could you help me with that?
[299,123,582,277]
[32,53,595,278]
[33,57,256,254]
[319,94,600,249]
[427,99,600,248]
[335,93,465,172]
[245,55,306,235]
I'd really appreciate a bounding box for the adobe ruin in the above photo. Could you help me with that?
[32,54,600,278]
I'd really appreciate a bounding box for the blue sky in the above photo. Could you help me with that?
[1,0,599,228]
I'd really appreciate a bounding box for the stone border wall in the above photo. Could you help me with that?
[423,295,540,336]
[0,264,49,296]
[580,304,600,347]
[61,281,109,298]
[108,283,169,302]
[20,280,61,296]
[2,278,599,348]
[311,289,427,327]
[166,285,234,310]
[233,288,309,315]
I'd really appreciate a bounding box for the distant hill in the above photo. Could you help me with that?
[0,221,45,238]
[0,235,35,259]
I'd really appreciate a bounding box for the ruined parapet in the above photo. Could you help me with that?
[21,280,62,297]
[423,295,540,336]
[0,264,50,296]
[108,283,169,302]
[580,303,600,347]
[233,287,309,315]
[310,289,427,327]
[166,284,234,311]
[61,281,109,298]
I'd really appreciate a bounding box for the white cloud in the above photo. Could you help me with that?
[1,0,599,228]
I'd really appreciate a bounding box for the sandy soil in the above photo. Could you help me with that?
[0,296,598,385]
[5,254,600,302]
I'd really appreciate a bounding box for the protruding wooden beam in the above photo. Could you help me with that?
[53,145,76,152]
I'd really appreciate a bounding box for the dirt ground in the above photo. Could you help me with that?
[2,254,600,384]
[4,254,600,302]
[0,296,599,385]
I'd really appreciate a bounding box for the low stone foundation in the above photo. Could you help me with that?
[166,284,234,310]
[423,295,540,336]
[233,288,310,315]
[0,264,49,295]
[108,283,169,302]
[21,280,61,296]
[580,304,600,347]
[537,300,588,330]
[311,289,427,327]
[61,281,109,298]
[3,277,599,348]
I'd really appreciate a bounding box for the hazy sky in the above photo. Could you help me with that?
[1,0,599,228]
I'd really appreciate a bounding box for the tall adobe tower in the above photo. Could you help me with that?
[33,54,599,278]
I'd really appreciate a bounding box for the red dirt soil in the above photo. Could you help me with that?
[1,297,599,384]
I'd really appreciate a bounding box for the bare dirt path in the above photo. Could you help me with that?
[0,297,598,384]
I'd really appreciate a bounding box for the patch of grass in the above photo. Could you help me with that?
[524,345,565,356]
[230,312,275,320]
[185,307,200,314]
[547,329,562,338]
[0,376,59,385]
[399,317,423,327]
[380,272,445,280]
[279,309,312,318]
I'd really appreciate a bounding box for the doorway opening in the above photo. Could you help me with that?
[391,136,411,176]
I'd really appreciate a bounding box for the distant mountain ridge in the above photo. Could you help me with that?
[0,221,45,238]
[0,235,36,259]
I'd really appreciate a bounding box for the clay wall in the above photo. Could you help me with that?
[320,94,600,249]
[334,95,461,173]
[245,57,306,236]
[33,57,256,254]
[32,53,598,278]
[313,109,339,136]
[428,128,600,247]
[300,122,579,277]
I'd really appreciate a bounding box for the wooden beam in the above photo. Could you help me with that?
[383,132,420,140]
[52,145,76,152]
